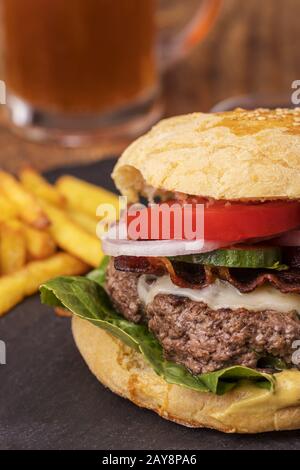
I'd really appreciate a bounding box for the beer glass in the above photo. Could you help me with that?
[1,0,222,146]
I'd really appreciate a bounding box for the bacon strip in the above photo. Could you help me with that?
[217,267,300,294]
[114,256,300,294]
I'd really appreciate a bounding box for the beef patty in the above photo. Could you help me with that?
[106,260,300,374]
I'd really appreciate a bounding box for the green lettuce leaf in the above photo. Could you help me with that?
[87,255,110,287]
[268,262,289,271]
[40,276,275,395]
[200,366,274,394]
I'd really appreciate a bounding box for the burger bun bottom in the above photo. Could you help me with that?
[72,316,300,433]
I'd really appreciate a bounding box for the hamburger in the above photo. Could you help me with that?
[41,108,300,433]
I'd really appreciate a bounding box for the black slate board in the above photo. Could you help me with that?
[1,159,300,450]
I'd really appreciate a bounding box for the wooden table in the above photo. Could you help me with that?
[0,0,299,173]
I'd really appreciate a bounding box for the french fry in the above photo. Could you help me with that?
[19,167,65,207]
[56,175,119,218]
[0,253,89,317]
[67,208,97,236]
[1,218,56,260]
[24,253,88,296]
[0,220,27,274]
[0,171,49,229]
[40,200,103,267]
[55,307,72,318]
[22,223,56,260]
[0,271,24,315]
[0,193,19,221]
[24,225,56,260]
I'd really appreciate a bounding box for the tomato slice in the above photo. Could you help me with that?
[203,201,300,241]
[126,200,300,242]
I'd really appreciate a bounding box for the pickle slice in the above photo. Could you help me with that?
[170,247,283,269]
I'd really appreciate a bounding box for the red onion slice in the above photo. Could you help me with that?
[272,230,300,247]
[101,222,232,257]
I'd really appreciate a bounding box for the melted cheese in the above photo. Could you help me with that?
[138,275,300,313]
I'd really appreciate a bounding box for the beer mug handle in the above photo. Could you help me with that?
[158,0,222,69]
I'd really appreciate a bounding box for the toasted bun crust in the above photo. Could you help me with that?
[72,316,300,433]
[112,108,300,201]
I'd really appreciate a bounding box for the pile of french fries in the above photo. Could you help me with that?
[0,168,118,316]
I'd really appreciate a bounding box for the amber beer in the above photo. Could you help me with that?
[2,0,157,114]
